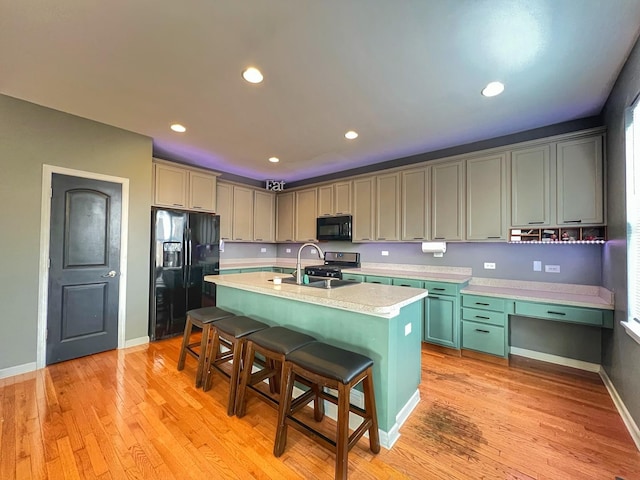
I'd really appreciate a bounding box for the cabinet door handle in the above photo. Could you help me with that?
[399,284,412,287]
[475,329,490,333]
[432,288,446,291]
[378,237,386,240]
[413,237,424,240]
[547,311,566,316]
[361,238,370,240]
[434,237,445,240]
[193,205,202,209]
[475,302,490,306]
[255,238,263,241]
[475,315,490,320]
[487,236,501,239]
[429,295,440,299]
[528,222,544,225]
[563,220,582,224]
[236,237,242,240]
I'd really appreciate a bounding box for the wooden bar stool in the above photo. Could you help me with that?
[235,326,317,418]
[274,341,380,480]
[202,315,269,415]
[177,306,235,388]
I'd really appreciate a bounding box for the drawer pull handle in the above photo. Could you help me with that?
[547,311,566,316]
[399,284,411,287]
[528,221,544,225]
[432,288,446,291]
[475,315,490,320]
[475,329,490,333]
[475,302,490,306]
[564,220,582,224]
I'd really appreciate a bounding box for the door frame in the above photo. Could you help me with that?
[37,164,130,369]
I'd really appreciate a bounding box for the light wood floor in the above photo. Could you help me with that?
[1,338,638,479]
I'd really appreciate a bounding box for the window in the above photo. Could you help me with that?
[624,94,640,344]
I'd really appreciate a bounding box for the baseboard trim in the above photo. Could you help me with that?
[0,362,37,380]
[509,347,600,372]
[124,336,149,348]
[599,367,640,451]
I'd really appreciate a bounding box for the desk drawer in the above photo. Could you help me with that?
[424,281,458,296]
[462,294,505,312]
[462,307,505,326]
[462,321,505,357]
[514,301,604,326]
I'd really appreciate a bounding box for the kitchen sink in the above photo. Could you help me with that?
[271,277,360,289]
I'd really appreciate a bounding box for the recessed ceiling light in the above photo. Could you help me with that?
[268,157,280,163]
[345,130,358,140]
[170,123,186,133]
[482,81,505,97]
[242,67,264,84]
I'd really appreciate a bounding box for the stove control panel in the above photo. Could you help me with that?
[304,266,343,279]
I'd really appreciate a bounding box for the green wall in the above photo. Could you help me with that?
[0,94,152,370]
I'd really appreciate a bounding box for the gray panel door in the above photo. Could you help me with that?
[47,174,122,365]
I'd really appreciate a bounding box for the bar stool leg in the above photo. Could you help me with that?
[195,323,211,388]
[235,341,255,418]
[336,382,351,480]
[274,361,296,457]
[177,316,193,371]
[363,367,380,453]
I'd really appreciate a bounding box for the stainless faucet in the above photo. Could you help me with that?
[296,243,324,284]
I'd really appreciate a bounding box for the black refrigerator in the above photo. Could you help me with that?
[149,208,220,341]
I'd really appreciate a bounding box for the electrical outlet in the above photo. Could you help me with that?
[285,248,291,253]
[404,323,412,336]
[484,262,496,270]
[545,264,560,273]
[260,247,267,253]
[381,250,389,256]
[533,260,542,272]
[310,248,316,255]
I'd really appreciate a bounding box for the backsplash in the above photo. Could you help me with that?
[220,240,602,285]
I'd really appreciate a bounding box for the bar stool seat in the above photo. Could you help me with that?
[202,316,269,415]
[235,326,317,418]
[274,341,380,480]
[177,306,235,388]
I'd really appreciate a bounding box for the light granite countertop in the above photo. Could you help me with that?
[206,271,428,319]
[461,278,614,310]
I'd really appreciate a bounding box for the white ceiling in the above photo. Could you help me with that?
[2,1,640,182]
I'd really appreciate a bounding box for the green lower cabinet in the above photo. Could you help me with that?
[392,278,423,288]
[342,273,365,282]
[461,294,509,358]
[461,321,506,357]
[424,294,459,348]
[365,275,392,285]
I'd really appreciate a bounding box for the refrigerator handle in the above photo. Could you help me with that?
[184,227,191,287]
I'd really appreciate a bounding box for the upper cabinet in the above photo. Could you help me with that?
[254,190,275,242]
[376,172,401,241]
[466,153,509,241]
[295,188,318,242]
[153,160,219,212]
[510,134,604,228]
[352,177,376,241]
[511,145,551,227]
[216,182,276,242]
[556,135,604,225]
[318,181,352,216]
[276,191,295,242]
[401,167,430,241]
[431,161,465,241]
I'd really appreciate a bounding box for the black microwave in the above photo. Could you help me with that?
[316,215,352,241]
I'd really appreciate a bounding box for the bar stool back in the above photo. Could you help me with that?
[274,341,380,480]
[177,306,235,387]
[202,315,269,415]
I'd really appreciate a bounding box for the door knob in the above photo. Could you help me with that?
[102,270,117,278]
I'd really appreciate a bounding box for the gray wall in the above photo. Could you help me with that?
[0,95,153,370]
[601,35,640,424]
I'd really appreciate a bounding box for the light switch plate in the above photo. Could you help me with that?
[260,247,267,253]
[545,264,560,273]
[381,250,389,256]
[533,260,542,271]
[286,248,291,253]
[484,262,496,270]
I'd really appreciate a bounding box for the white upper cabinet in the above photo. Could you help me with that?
[510,145,551,227]
[431,161,465,241]
[318,185,334,217]
[376,172,401,241]
[295,188,318,242]
[556,135,604,225]
[276,191,296,242]
[216,182,233,240]
[466,153,509,241]
[401,166,430,241]
[352,177,376,241]
[317,181,352,216]
[253,190,275,242]
[232,186,254,241]
[153,160,218,212]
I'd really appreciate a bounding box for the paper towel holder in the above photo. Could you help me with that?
[421,241,447,257]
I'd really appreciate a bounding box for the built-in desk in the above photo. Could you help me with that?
[460,278,614,362]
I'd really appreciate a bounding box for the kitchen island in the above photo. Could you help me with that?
[205,271,428,448]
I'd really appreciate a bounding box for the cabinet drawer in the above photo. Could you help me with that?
[392,278,423,288]
[424,281,458,296]
[514,301,604,326]
[462,321,505,357]
[462,294,505,312]
[365,275,392,285]
[462,307,505,326]
[342,273,365,282]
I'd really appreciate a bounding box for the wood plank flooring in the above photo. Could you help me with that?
[1,338,638,479]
